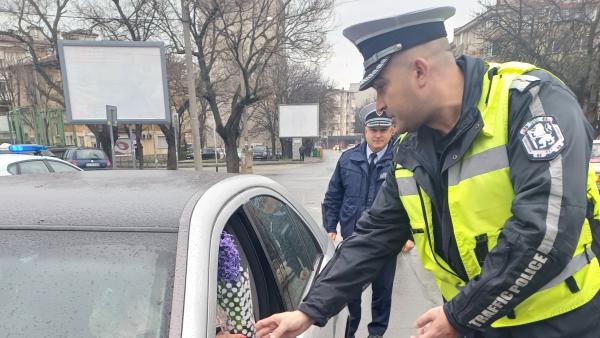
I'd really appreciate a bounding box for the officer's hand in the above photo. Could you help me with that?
[328,232,337,241]
[402,239,415,253]
[411,306,457,338]
[255,311,314,338]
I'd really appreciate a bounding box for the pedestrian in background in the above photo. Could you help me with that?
[321,102,397,338]
[299,145,305,161]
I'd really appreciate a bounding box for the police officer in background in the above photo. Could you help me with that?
[257,6,600,338]
[322,103,397,338]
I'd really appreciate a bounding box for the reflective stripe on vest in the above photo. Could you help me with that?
[395,61,600,328]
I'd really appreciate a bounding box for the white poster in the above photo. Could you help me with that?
[0,116,8,132]
[279,104,319,138]
[59,41,169,124]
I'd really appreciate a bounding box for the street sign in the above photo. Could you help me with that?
[106,105,118,126]
[106,105,118,169]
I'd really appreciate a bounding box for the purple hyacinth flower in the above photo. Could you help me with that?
[218,231,241,284]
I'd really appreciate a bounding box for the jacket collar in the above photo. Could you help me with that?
[350,141,394,165]
[349,142,368,162]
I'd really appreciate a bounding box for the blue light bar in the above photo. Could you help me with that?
[8,144,48,153]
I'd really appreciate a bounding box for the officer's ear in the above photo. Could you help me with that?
[413,58,429,88]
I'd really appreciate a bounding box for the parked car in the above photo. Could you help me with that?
[0,171,348,337]
[0,154,82,176]
[63,148,112,170]
[48,146,75,159]
[0,144,82,176]
[252,145,269,160]
[185,148,225,161]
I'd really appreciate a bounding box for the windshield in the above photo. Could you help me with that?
[253,146,266,153]
[75,149,108,160]
[0,230,177,337]
[592,143,600,162]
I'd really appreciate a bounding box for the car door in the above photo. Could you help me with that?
[179,176,347,338]
[240,194,348,338]
[242,195,322,309]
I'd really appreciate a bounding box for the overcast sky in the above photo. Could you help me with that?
[324,0,484,89]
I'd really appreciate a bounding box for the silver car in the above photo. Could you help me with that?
[0,171,348,338]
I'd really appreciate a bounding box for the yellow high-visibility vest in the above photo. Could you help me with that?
[395,61,600,327]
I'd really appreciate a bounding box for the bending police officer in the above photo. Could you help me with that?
[256,6,600,338]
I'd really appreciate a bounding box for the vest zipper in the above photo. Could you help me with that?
[416,183,463,281]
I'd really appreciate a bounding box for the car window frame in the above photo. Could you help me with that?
[12,159,51,175]
[242,195,324,310]
[73,149,108,161]
[44,159,81,173]
[182,183,328,337]
[7,163,19,175]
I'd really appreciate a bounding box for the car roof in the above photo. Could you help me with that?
[0,153,64,166]
[0,170,230,229]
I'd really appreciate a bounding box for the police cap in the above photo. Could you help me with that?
[360,102,392,128]
[343,6,456,91]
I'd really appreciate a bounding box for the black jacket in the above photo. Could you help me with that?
[298,55,596,334]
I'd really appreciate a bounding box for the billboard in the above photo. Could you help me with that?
[279,104,319,138]
[58,40,170,124]
[0,116,8,132]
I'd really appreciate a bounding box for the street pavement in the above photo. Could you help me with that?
[253,150,441,338]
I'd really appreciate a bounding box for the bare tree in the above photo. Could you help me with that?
[0,0,84,146]
[250,60,335,156]
[478,0,600,129]
[159,0,334,172]
[78,0,170,168]
[251,59,337,158]
[0,0,70,107]
[0,59,23,109]
[0,0,124,154]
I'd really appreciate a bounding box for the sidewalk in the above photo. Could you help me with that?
[114,156,322,169]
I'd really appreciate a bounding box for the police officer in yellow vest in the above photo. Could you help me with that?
[256,6,600,338]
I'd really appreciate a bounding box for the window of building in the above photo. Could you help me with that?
[157,135,168,149]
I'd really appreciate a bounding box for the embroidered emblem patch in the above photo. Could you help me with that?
[520,116,564,160]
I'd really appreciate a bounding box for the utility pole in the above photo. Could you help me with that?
[181,0,203,171]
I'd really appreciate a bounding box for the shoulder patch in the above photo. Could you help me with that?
[520,116,564,160]
[510,74,541,92]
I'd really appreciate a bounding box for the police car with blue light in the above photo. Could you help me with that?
[0,144,82,176]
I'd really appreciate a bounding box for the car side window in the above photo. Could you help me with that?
[7,164,18,175]
[17,160,50,175]
[244,195,322,309]
[47,160,80,173]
